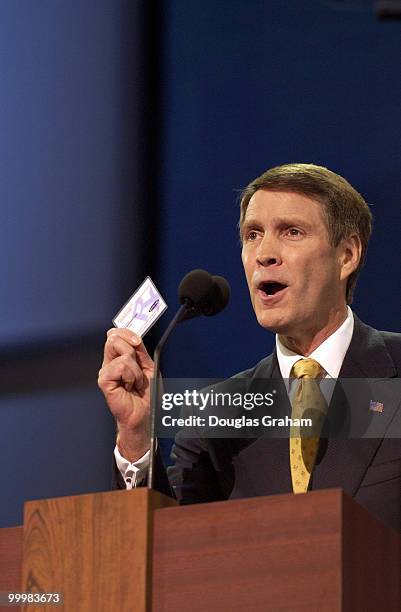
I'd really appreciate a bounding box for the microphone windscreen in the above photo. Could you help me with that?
[177,269,230,318]
[178,269,213,307]
[205,275,231,315]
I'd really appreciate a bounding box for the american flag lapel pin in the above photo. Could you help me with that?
[369,400,384,413]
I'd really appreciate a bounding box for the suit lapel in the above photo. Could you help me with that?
[311,315,399,495]
[230,353,293,497]
[339,315,397,379]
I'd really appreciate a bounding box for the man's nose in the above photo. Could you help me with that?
[256,234,282,266]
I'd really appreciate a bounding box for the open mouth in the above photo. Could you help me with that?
[259,282,288,296]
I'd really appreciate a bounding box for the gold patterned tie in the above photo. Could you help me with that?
[289,358,327,494]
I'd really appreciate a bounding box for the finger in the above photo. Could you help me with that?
[98,354,145,393]
[104,329,154,371]
[106,327,138,342]
[133,339,154,371]
[106,328,146,347]
[98,361,139,397]
[103,333,138,366]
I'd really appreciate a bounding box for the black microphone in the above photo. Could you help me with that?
[148,269,230,489]
[178,269,231,320]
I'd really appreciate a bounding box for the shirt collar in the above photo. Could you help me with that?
[276,306,354,383]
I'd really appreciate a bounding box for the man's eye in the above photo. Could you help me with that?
[245,230,259,241]
[286,227,302,237]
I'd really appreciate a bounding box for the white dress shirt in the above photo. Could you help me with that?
[114,445,151,489]
[276,306,354,404]
[115,307,355,488]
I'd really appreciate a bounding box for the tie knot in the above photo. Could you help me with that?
[291,358,323,379]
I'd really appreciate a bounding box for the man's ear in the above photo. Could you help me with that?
[339,233,362,282]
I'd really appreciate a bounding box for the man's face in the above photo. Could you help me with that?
[241,190,348,338]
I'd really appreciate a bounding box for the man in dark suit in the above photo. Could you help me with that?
[98,163,401,532]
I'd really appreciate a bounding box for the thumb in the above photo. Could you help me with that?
[131,333,154,371]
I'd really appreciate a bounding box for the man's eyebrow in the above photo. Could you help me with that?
[240,218,263,237]
[242,216,314,231]
[274,216,314,230]
[241,218,263,229]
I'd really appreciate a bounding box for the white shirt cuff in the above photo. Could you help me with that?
[114,444,150,489]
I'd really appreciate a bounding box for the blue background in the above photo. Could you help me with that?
[0,0,400,526]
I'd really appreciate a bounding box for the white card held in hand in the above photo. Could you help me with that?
[113,277,168,338]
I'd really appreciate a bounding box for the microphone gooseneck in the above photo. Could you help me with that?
[148,269,231,489]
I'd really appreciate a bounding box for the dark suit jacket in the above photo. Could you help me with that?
[113,315,401,533]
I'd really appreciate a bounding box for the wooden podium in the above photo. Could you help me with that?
[0,488,399,611]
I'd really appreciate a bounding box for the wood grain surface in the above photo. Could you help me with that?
[342,492,400,611]
[5,488,399,610]
[0,525,23,612]
[152,489,400,612]
[22,489,176,612]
